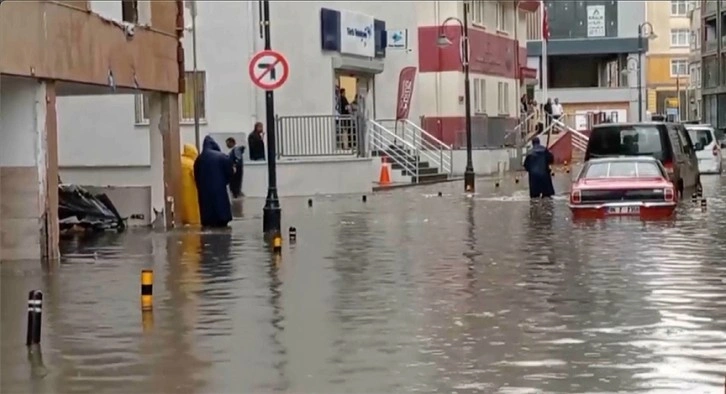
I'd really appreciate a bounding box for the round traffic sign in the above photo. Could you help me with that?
[248,50,290,91]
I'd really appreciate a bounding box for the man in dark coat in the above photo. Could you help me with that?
[524,137,555,199]
[248,122,265,161]
[194,136,233,227]
[225,137,245,198]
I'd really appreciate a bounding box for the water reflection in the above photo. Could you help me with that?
[2,174,726,393]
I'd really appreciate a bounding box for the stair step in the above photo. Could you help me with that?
[391,161,429,170]
[401,166,439,176]
[412,173,449,184]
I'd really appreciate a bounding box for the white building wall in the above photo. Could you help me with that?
[58,1,421,186]
[418,72,519,118]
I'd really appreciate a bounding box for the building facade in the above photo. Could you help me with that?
[55,1,532,193]
[645,0,695,119]
[0,0,183,261]
[417,0,538,146]
[527,0,647,126]
[700,0,726,132]
[688,2,702,121]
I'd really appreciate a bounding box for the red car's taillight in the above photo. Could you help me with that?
[664,187,675,202]
[571,190,582,204]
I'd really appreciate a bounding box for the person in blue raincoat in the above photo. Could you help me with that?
[194,136,234,227]
[523,137,555,199]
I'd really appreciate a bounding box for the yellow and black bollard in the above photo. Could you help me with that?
[272,232,283,254]
[26,290,43,346]
[289,226,297,241]
[701,198,707,211]
[141,270,153,311]
[692,192,698,204]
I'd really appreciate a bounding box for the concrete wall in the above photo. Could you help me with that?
[245,158,374,198]
[0,78,46,261]
[450,148,517,176]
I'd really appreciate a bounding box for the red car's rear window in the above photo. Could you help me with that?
[583,161,664,178]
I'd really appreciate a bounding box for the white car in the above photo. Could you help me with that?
[685,124,722,174]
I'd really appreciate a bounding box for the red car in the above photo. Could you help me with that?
[570,157,677,219]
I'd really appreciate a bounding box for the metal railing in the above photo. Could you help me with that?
[376,119,453,176]
[368,120,420,180]
[550,116,589,155]
[504,111,538,147]
[275,114,362,158]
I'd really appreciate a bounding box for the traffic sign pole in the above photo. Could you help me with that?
[260,0,281,236]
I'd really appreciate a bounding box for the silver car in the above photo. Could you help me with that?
[685,124,722,174]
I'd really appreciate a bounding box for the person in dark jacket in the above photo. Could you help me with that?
[248,122,265,161]
[523,137,555,199]
[193,136,233,227]
[225,137,245,198]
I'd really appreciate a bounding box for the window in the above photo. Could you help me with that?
[469,1,485,27]
[497,82,510,114]
[670,59,689,77]
[689,64,701,87]
[670,0,691,15]
[135,71,207,124]
[587,126,667,162]
[670,29,689,47]
[473,78,486,114]
[496,2,509,32]
[121,0,138,23]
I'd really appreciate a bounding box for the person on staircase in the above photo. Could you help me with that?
[551,98,564,133]
[524,137,555,199]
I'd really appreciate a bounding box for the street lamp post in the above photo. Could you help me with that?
[637,22,657,122]
[437,3,475,193]
[260,0,281,235]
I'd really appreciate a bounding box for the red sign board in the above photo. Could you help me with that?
[248,50,290,91]
[395,66,417,120]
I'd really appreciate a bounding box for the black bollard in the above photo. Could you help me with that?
[701,199,707,211]
[26,290,43,346]
[362,195,367,203]
[515,178,519,184]
[437,191,442,197]
[495,182,500,188]
[307,198,313,207]
[692,193,698,203]
[289,226,297,241]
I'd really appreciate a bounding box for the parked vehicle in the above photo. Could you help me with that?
[584,122,700,196]
[684,124,722,174]
[570,157,677,219]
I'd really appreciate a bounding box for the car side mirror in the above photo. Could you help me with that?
[694,142,704,151]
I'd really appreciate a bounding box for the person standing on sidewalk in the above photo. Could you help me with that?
[225,137,245,198]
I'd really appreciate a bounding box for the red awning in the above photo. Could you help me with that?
[520,67,538,80]
[518,0,541,12]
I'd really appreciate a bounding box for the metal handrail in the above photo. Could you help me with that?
[505,111,538,147]
[368,120,419,181]
[376,119,453,176]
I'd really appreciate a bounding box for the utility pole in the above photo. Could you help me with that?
[260,0,281,235]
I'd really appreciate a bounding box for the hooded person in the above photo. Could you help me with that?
[180,144,201,225]
[193,136,234,227]
[523,137,555,199]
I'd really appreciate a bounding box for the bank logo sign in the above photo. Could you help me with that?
[340,11,375,57]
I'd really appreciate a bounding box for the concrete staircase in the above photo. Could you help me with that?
[371,145,449,184]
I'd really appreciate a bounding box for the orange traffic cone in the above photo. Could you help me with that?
[379,157,391,186]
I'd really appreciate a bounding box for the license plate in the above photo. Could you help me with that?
[607,206,640,214]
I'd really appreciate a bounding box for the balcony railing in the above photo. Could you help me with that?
[705,40,718,52]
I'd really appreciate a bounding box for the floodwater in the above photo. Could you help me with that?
[2,173,726,394]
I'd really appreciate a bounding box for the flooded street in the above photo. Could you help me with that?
[2,173,726,393]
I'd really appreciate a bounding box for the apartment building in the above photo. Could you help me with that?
[526,0,647,126]
[0,1,183,261]
[700,0,726,132]
[417,0,539,146]
[645,0,696,119]
[688,2,702,120]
